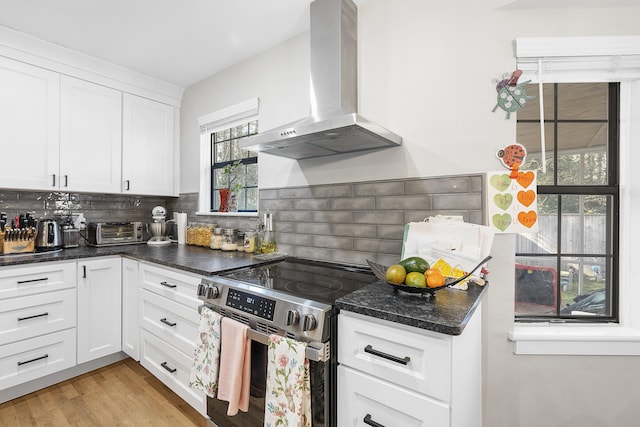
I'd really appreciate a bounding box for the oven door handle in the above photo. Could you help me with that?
[197,305,330,363]
[246,323,330,363]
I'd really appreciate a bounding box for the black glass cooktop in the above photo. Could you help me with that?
[219,257,377,305]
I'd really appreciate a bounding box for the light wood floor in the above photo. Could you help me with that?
[0,358,207,427]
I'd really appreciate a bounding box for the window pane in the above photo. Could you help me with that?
[516,194,558,253]
[245,187,258,211]
[557,83,608,120]
[515,257,558,316]
[560,195,612,254]
[215,141,231,163]
[560,256,610,317]
[246,163,258,187]
[518,83,555,121]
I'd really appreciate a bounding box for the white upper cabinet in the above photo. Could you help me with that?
[122,94,178,196]
[60,76,123,193]
[0,57,60,190]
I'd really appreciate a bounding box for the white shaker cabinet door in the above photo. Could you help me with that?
[77,257,122,364]
[59,76,122,193]
[337,365,449,427]
[122,258,140,361]
[122,93,178,196]
[0,56,60,191]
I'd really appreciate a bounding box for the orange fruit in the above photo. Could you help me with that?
[385,264,407,284]
[405,271,427,288]
[425,268,438,277]
[426,270,446,288]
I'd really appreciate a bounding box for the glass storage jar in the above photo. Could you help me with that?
[186,223,197,245]
[221,229,237,251]
[209,227,223,250]
[235,231,245,252]
[243,231,256,253]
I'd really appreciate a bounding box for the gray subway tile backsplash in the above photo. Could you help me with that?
[1,174,484,267]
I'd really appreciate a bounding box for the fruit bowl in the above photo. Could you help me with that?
[366,256,492,295]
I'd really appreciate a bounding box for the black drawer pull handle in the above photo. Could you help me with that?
[18,312,49,321]
[160,281,177,289]
[18,354,49,366]
[364,414,385,427]
[160,318,177,327]
[161,361,177,373]
[17,277,48,285]
[364,345,410,365]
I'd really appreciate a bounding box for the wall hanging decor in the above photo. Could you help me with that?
[496,143,527,178]
[492,69,535,119]
[486,170,538,233]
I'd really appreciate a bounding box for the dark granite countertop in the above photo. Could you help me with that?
[2,244,486,336]
[335,281,487,335]
[0,244,273,276]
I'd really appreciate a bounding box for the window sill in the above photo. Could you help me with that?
[509,323,640,356]
[196,211,258,218]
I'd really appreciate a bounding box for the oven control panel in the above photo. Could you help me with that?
[226,288,276,321]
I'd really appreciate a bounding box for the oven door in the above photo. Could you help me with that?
[206,332,331,427]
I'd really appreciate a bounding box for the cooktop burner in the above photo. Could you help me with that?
[198,257,378,343]
[219,257,377,305]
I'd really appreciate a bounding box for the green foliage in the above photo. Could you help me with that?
[220,160,245,193]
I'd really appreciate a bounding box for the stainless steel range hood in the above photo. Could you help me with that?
[239,0,402,160]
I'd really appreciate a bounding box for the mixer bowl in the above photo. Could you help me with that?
[147,221,169,239]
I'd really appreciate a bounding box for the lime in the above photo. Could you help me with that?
[405,271,427,288]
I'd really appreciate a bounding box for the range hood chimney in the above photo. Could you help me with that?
[239,0,402,160]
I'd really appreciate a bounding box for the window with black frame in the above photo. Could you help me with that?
[515,82,619,321]
[210,120,259,212]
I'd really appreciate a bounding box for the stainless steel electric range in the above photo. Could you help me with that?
[197,257,378,427]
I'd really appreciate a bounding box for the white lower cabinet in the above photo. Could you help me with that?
[140,329,205,415]
[0,261,77,391]
[338,308,482,427]
[138,262,206,415]
[77,257,122,364]
[338,365,449,427]
[0,329,77,390]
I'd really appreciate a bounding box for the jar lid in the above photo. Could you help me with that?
[213,227,223,233]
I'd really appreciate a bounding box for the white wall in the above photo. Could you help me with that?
[180,1,640,425]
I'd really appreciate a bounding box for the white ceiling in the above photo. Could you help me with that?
[0,0,314,88]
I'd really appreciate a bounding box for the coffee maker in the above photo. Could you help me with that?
[146,206,173,246]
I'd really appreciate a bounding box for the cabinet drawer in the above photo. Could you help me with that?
[140,289,199,356]
[139,263,201,309]
[0,262,76,300]
[338,312,451,401]
[139,329,206,415]
[337,365,449,427]
[0,328,76,390]
[0,288,76,345]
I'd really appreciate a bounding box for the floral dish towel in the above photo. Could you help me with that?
[265,335,311,427]
[189,306,222,397]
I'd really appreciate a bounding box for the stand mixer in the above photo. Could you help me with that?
[147,206,173,246]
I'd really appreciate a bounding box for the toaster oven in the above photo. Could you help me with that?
[87,222,144,246]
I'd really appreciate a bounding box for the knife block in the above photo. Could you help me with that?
[1,229,36,254]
